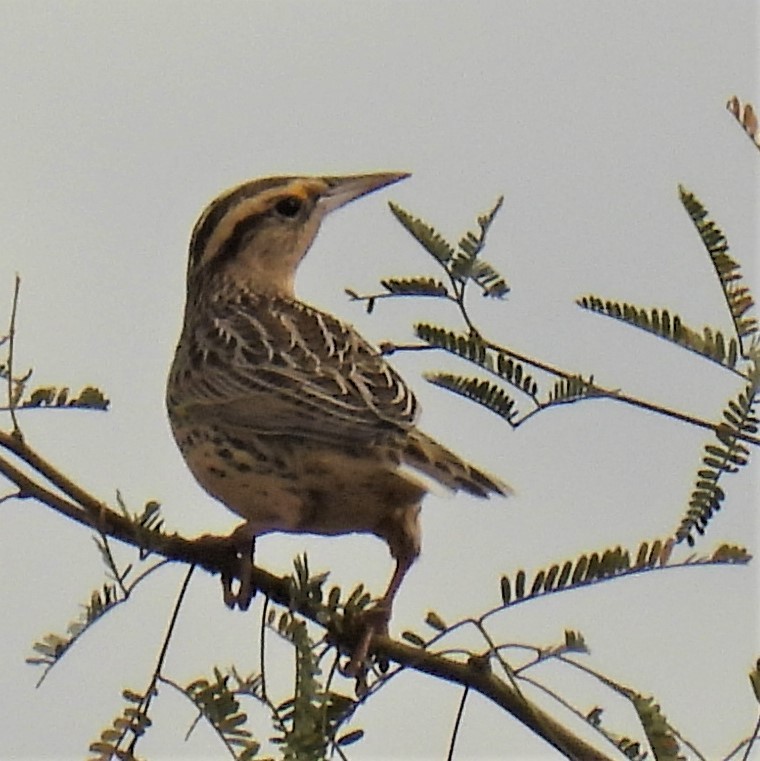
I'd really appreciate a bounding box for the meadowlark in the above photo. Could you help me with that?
[166,171,509,668]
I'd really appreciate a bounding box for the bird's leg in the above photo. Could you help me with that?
[344,503,422,678]
[345,552,414,677]
[220,524,257,610]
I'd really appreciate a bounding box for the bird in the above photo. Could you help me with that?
[166,171,509,671]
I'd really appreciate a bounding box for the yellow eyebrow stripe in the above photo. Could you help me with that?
[191,177,331,270]
[281,178,328,201]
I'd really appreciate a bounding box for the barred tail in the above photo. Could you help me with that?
[402,430,511,498]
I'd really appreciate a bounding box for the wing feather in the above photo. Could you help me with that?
[175,294,418,444]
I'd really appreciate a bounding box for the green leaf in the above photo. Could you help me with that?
[515,569,526,599]
[449,196,505,288]
[71,385,110,410]
[577,295,741,369]
[337,728,365,747]
[499,575,510,605]
[679,185,757,343]
[564,629,587,653]
[415,323,489,366]
[547,374,593,405]
[424,610,447,632]
[388,202,457,264]
[425,372,518,425]
[401,630,426,647]
[750,659,760,703]
[628,692,686,761]
[380,277,449,298]
[469,259,510,298]
[676,367,758,545]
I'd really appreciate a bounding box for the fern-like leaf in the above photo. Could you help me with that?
[547,374,594,405]
[269,613,359,759]
[185,668,262,760]
[577,295,742,368]
[425,372,518,425]
[388,202,457,265]
[20,384,110,410]
[415,323,538,398]
[28,583,123,685]
[626,692,686,761]
[380,277,449,297]
[448,196,509,297]
[389,197,509,298]
[498,538,748,607]
[679,185,757,345]
[0,366,32,409]
[415,323,489,366]
[676,358,759,545]
[70,385,110,410]
[726,95,760,151]
[500,544,634,605]
[88,689,151,761]
[450,196,502,273]
[750,658,760,704]
[113,493,165,559]
[468,259,510,298]
[494,351,539,398]
[539,629,589,659]
[457,196,503,259]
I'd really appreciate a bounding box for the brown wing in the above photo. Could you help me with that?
[176,293,418,445]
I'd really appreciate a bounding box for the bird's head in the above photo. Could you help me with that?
[185,171,409,300]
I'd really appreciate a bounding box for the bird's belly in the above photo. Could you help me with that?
[175,427,426,538]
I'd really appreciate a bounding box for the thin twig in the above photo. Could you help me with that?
[95,532,130,598]
[446,686,469,761]
[0,405,107,413]
[32,558,171,688]
[363,259,760,446]
[125,565,195,756]
[383,334,760,446]
[517,673,626,758]
[558,655,708,761]
[741,714,760,761]
[6,275,22,436]
[0,490,19,506]
[347,289,458,305]
[471,618,525,698]
[260,595,270,703]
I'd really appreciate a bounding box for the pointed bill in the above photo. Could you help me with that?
[318,171,410,214]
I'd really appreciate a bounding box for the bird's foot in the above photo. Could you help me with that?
[196,530,256,611]
[343,602,391,679]
[220,553,255,610]
[225,525,257,610]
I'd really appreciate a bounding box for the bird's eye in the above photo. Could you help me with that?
[274,196,303,218]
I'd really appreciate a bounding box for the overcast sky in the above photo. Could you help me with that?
[0,3,757,760]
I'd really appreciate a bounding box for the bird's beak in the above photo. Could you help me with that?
[318,171,411,215]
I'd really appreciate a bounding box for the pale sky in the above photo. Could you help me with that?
[0,3,757,760]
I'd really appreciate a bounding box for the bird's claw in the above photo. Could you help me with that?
[221,553,256,610]
[196,531,256,610]
[342,603,392,679]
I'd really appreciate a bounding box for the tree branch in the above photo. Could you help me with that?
[0,430,617,760]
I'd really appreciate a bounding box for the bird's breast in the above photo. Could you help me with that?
[171,422,426,537]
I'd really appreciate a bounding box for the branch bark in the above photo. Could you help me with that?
[0,429,617,761]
